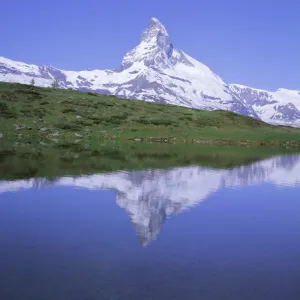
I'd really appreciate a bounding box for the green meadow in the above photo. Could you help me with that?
[1,82,300,148]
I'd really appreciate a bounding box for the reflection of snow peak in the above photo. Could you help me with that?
[1,154,300,245]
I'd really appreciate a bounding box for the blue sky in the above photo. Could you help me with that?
[2,0,299,91]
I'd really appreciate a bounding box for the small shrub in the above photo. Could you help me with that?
[20,107,34,117]
[17,89,41,96]
[87,92,98,97]
[135,118,150,125]
[135,117,175,126]
[0,102,10,113]
[99,114,129,125]
[40,100,50,105]
[62,108,76,114]
[74,119,93,126]
[151,119,174,126]
[0,102,18,118]
[62,100,73,105]
[87,115,101,121]
[56,122,82,131]
[33,108,46,118]
[97,101,114,107]
[179,116,193,121]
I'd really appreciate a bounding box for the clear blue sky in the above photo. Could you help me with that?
[2,0,299,91]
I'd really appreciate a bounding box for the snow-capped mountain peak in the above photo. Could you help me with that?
[141,17,169,44]
[0,18,299,126]
[121,17,175,70]
[229,84,300,126]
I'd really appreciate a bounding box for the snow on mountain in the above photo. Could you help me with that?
[1,17,299,125]
[0,18,258,119]
[229,84,300,126]
[1,154,300,245]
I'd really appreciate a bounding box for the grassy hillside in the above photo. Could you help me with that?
[1,82,300,148]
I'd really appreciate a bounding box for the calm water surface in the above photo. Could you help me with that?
[0,154,300,300]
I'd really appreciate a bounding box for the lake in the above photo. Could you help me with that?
[0,150,300,300]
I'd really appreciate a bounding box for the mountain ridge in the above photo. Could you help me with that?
[1,18,299,126]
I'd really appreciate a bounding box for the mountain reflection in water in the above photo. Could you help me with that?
[1,154,300,246]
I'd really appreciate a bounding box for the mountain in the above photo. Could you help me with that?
[0,17,299,126]
[230,84,300,127]
[0,18,257,120]
[1,154,300,246]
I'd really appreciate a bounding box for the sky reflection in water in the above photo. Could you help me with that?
[0,154,299,300]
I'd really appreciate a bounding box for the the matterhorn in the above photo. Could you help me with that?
[1,18,300,126]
